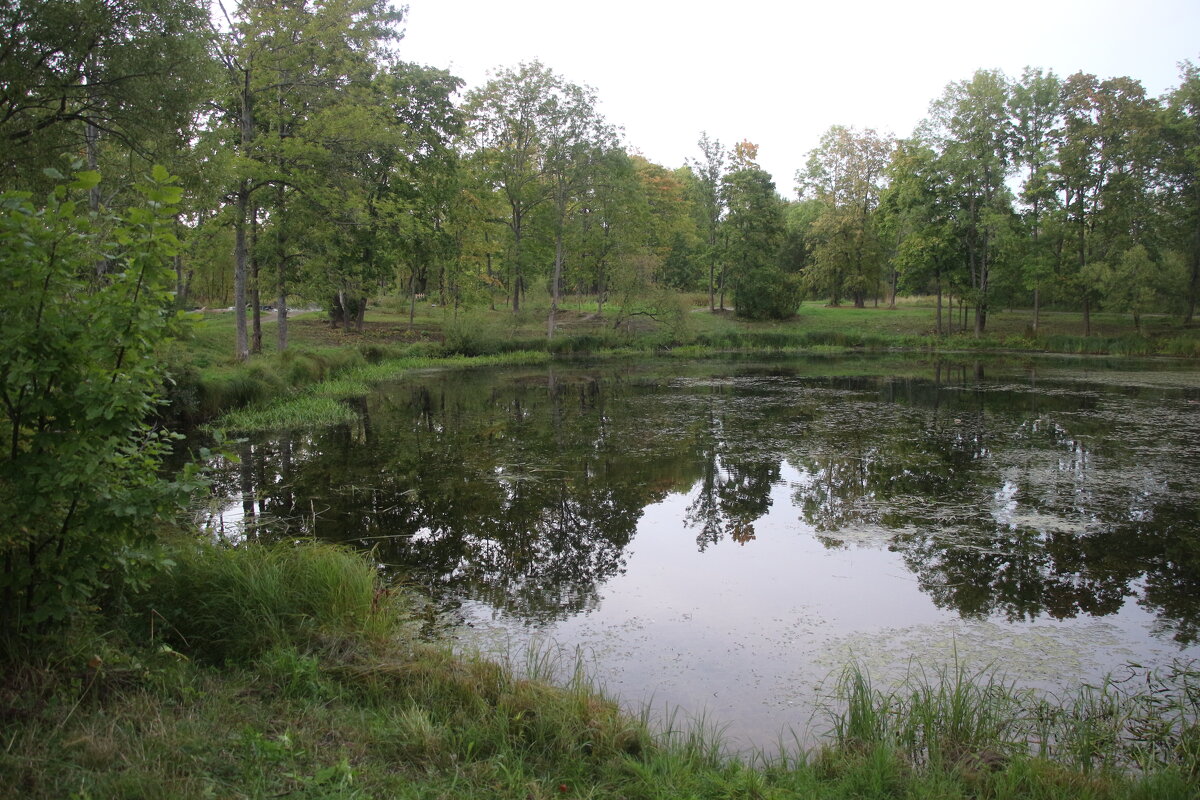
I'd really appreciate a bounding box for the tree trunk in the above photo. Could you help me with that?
[354,296,366,332]
[708,259,715,312]
[408,270,417,329]
[548,223,564,339]
[233,69,253,362]
[1032,287,1040,335]
[277,286,288,352]
[276,185,289,352]
[234,184,250,361]
[511,207,523,313]
[250,207,262,354]
[935,277,943,335]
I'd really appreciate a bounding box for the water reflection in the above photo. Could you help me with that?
[196,357,1200,643]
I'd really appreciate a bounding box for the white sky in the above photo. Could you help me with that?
[398,0,1200,197]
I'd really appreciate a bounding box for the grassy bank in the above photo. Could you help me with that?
[1,541,1195,799]
[164,297,1200,430]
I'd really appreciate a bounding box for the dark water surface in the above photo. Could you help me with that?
[199,354,1200,749]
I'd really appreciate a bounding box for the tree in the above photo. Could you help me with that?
[541,78,618,338]
[1082,244,1183,332]
[689,132,726,311]
[923,69,1015,336]
[210,0,404,358]
[572,148,642,316]
[630,157,701,290]
[463,62,559,314]
[1008,68,1063,333]
[721,145,796,319]
[1160,61,1200,323]
[0,167,185,641]
[0,0,212,190]
[301,62,463,334]
[881,139,961,333]
[798,125,894,307]
[1055,72,1162,335]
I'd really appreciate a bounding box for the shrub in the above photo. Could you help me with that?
[735,268,805,320]
[0,167,186,644]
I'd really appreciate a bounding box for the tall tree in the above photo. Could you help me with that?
[1008,67,1063,333]
[1162,61,1200,323]
[722,144,794,319]
[798,125,894,307]
[1055,72,1162,335]
[541,78,618,338]
[210,0,404,359]
[690,132,726,311]
[881,139,961,333]
[923,69,1015,336]
[463,62,559,314]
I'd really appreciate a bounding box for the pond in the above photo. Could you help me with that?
[196,354,1200,750]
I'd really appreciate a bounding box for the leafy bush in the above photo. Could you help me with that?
[735,267,805,320]
[0,167,186,643]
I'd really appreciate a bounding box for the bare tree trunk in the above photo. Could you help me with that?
[512,208,523,313]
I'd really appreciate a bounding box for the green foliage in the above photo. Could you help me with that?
[734,266,805,320]
[0,167,185,642]
[0,0,214,190]
[1083,245,1189,331]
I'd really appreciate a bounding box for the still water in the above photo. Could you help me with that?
[199,354,1200,749]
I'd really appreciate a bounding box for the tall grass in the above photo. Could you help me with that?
[824,659,1200,779]
[213,394,359,432]
[139,541,413,662]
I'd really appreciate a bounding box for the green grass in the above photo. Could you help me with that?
[1,540,1196,799]
[214,395,360,432]
[168,296,1199,428]
[207,350,550,433]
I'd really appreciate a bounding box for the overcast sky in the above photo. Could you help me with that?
[398,0,1200,196]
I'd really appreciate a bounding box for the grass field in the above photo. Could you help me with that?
[168,294,1199,430]
[187,294,1200,360]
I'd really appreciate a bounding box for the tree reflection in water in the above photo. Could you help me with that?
[195,357,1200,642]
